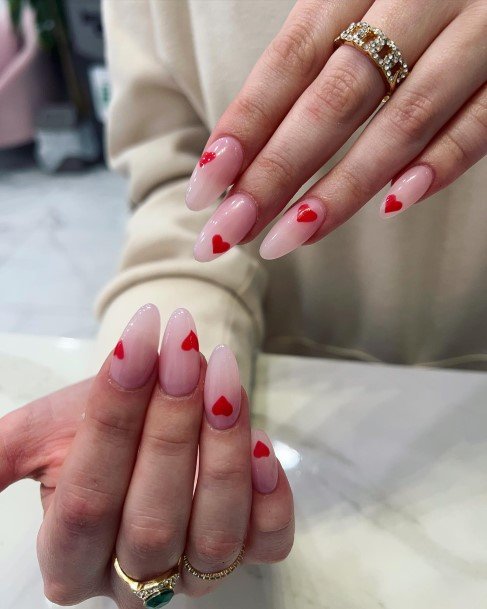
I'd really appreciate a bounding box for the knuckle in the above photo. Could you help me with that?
[191,532,242,567]
[441,130,471,167]
[87,407,137,442]
[387,89,435,141]
[232,92,272,130]
[124,521,180,562]
[468,94,487,135]
[306,62,366,125]
[143,428,192,459]
[336,165,372,203]
[58,484,115,536]
[202,458,249,489]
[268,18,319,79]
[257,148,295,187]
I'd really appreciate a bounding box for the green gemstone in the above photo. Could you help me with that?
[144,589,174,608]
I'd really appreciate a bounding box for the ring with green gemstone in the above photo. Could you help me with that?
[113,556,180,608]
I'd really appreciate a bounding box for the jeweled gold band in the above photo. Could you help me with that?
[113,557,180,607]
[334,22,409,102]
[182,546,245,581]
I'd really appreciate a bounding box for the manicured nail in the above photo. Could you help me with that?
[259,198,326,260]
[109,304,160,390]
[380,165,434,218]
[159,308,201,397]
[204,345,241,430]
[193,193,257,262]
[186,136,244,211]
[251,429,278,494]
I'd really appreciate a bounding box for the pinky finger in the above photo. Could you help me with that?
[245,430,295,564]
[380,83,487,218]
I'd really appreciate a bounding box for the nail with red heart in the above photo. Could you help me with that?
[260,198,326,260]
[186,136,244,211]
[159,308,201,397]
[194,193,257,262]
[109,303,161,390]
[251,429,279,494]
[204,344,241,430]
[380,165,434,218]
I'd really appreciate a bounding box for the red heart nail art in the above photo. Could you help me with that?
[181,330,199,351]
[384,194,403,213]
[297,203,318,223]
[253,441,270,458]
[212,234,231,254]
[114,340,124,359]
[199,151,216,167]
[212,396,233,416]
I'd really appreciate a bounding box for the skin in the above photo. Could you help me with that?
[199,0,487,248]
[0,356,294,606]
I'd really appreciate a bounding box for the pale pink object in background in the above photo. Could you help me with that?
[380,166,434,218]
[0,5,53,148]
[186,136,243,211]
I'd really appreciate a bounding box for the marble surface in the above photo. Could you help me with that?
[1,333,487,609]
[0,152,127,338]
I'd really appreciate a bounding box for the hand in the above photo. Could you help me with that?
[186,0,487,261]
[0,305,294,607]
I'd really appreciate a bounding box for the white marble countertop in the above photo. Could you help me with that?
[1,333,486,609]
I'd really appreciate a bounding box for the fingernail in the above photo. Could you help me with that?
[251,429,278,494]
[380,165,434,218]
[204,345,241,430]
[159,308,201,397]
[186,136,244,211]
[109,304,160,390]
[193,193,257,262]
[260,198,326,260]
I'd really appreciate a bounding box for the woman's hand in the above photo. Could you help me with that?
[187,0,487,261]
[1,305,294,606]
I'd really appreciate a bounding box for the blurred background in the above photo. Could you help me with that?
[0,0,126,338]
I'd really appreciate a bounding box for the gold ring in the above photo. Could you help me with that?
[182,546,245,581]
[113,556,180,607]
[334,21,409,102]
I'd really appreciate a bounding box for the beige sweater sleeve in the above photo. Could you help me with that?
[95,0,267,388]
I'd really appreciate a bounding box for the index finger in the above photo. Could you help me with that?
[39,304,160,606]
[185,0,373,211]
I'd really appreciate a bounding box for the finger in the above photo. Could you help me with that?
[0,379,91,491]
[245,430,295,565]
[379,82,487,217]
[262,5,487,256]
[39,304,160,606]
[115,309,203,583]
[181,347,252,596]
[195,1,461,260]
[185,0,374,211]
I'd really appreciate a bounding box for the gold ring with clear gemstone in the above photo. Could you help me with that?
[113,556,180,608]
[334,21,409,102]
[182,546,245,581]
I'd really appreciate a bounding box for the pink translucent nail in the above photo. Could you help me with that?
[193,193,257,262]
[159,308,201,397]
[251,429,278,494]
[186,136,244,211]
[380,165,434,218]
[259,198,326,260]
[204,345,241,430]
[109,304,160,390]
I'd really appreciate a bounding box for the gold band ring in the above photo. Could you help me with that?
[113,556,180,607]
[334,22,409,102]
[182,546,245,581]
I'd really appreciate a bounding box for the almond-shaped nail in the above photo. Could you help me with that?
[380,165,434,218]
[186,136,244,211]
[251,429,278,494]
[260,198,326,260]
[193,193,257,262]
[204,345,241,430]
[109,304,160,390]
[159,308,201,397]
